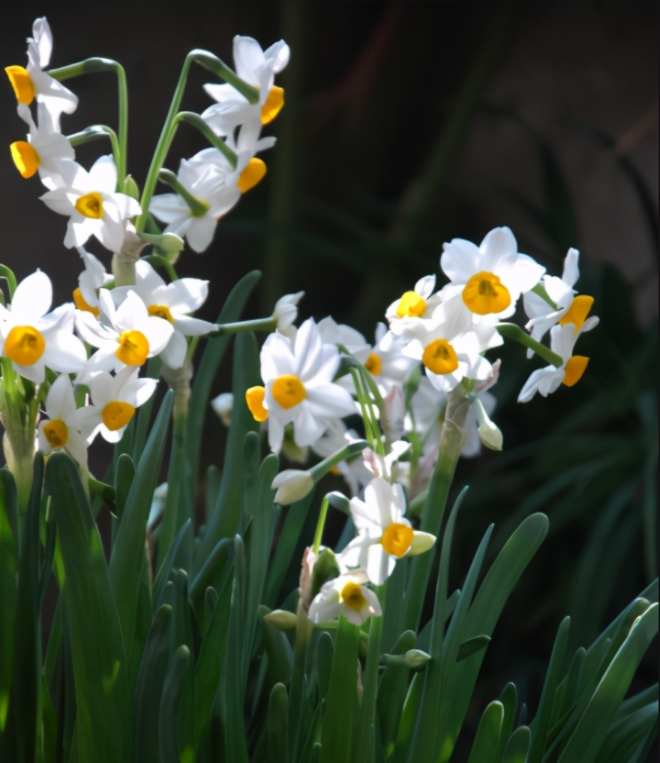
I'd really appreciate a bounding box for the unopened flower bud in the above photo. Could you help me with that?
[473,396,503,451]
[273,291,304,337]
[211,392,233,427]
[404,649,431,669]
[271,469,314,505]
[263,609,298,631]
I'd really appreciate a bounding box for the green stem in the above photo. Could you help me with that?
[531,282,558,310]
[67,126,121,169]
[354,589,385,762]
[0,265,17,299]
[496,323,564,367]
[173,112,238,168]
[144,255,179,282]
[210,317,277,336]
[308,441,368,482]
[312,496,330,555]
[50,58,128,190]
[157,169,210,217]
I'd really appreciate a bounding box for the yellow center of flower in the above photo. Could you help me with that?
[562,356,589,387]
[10,141,40,179]
[462,271,511,315]
[559,295,594,333]
[381,522,414,558]
[237,158,267,193]
[364,352,382,376]
[4,325,46,366]
[261,86,285,125]
[245,386,269,422]
[340,581,368,611]
[75,192,104,219]
[148,304,174,324]
[5,66,36,105]
[271,374,307,410]
[43,419,68,448]
[115,330,149,366]
[102,401,136,431]
[73,287,100,317]
[396,291,427,318]
[422,339,459,375]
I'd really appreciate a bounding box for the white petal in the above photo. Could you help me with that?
[365,544,396,586]
[160,330,187,369]
[185,216,217,253]
[166,278,209,313]
[562,248,580,288]
[233,36,266,83]
[292,404,326,448]
[305,384,356,419]
[11,271,52,321]
[41,332,87,374]
[440,238,481,283]
[88,155,117,193]
[173,316,216,337]
[45,373,75,420]
[480,227,518,272]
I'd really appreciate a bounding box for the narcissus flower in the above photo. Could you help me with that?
[73,249,113,317]
[10,103,75,188]
[339,477,436,585]
[0,271,86,383]
[37,374,97,467]
[5,17,78,129]
[440,227,545,319]
[40,155,141,252]
[86,366,158,443]
[523,248,596,354]
[111,260,216,369]
[75,289,173,379]
[518,320,598,403]
[273,291,304,338]
[258,318,356,453]
[385,275,442,330]
[202,35,290,137]
[307,572,382,626]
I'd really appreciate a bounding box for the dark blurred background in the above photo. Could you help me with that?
[2,1,658,756]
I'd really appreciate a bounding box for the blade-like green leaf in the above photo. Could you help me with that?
[159,645,192,763]
[378,630,417,758]
[113,453,135,522]
[501,725,531,763]
[109,391,173,664]
[467,701,504,763]
[45,453,131,763]
[0,469,17,734]
[457,635,491,662]
[267,683,290,763]
[314,632,334,703]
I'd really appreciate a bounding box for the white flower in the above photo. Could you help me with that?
[211,392,233,426]
[86,366,158,443]
[37,374,97,467]
[5,17,78,129]
[440,227,546,319]
[0,271,86,383]
[257,318,356,453]
[307,572,382,626]
[10,103,76,189]
[385,275,442,331]
[523,248,596,355]
[150,156,241,253]
[202,35,290,137]
[111,260,216,369]
[518,320,598,403]
[73,249,113,317]
[338,477,435,585]
[271,469,314,505]
[75,290,173,379]
[40,155,141,251]
[274,291,304,338]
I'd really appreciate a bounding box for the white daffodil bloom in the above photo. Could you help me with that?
[37,374,97,467]
[0,271,86,384]
[273,291,304,338]
[518,319,598,403]
[255,318,356,453]
[111,260,216,369]
[150,157,241,253]
[40,155,141,252]
[385,275,442,333]
[307,572,382,626]
[73,249,113,317]
[211,392,233,426]
[202,35,290,137]
[440,227,546,320]
[5,17,78,129]
[86,366,158,443]
[75,289,173,379]
[10,103,76,189]
[400,303,494,393]
[523,248,596,356]
[338,477,436,586]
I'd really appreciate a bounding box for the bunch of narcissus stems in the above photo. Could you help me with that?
[0,17,657,763]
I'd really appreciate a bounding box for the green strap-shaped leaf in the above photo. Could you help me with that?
[378,630,417,758]
[259,606,294,693]
[109,390,173,666]
[320,616,360,763]
[556,603,659,763]
[170,570,196,757]
[314,632,334,703]
[0,469,17,735]
[153,519,192,610]
[467,701,504,763]
[45,453,131,763]
[113,453,135,522]
[501,725,531,763]
[132,605,173,763]
[187,270,262,488]
[267,683,290,763]
[195,333,261,566]
[496,683,519,762]
[456,635,491,662]
[527,616,570,763]
[188,536,232,628]
[598,700,658,763]
[159,645,192,763]
[392,673,424,763]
